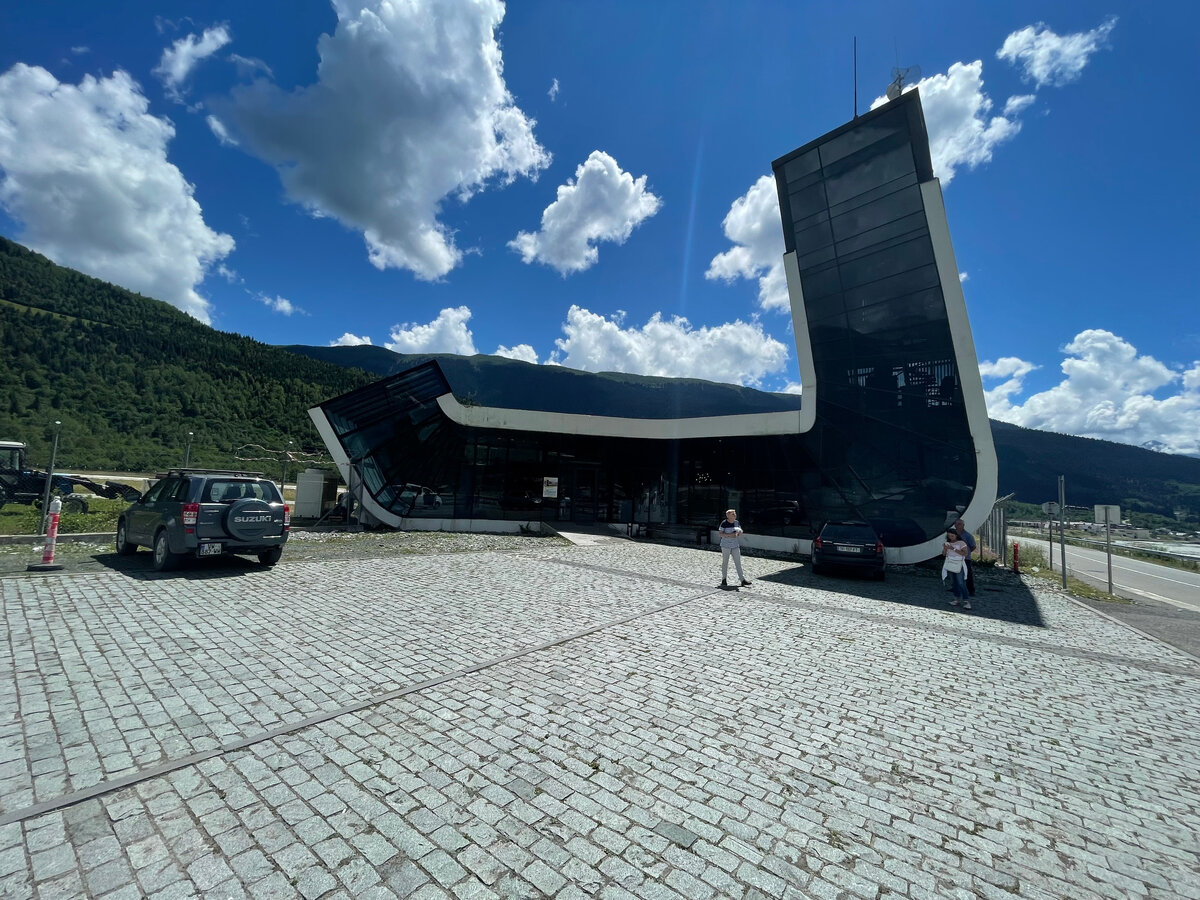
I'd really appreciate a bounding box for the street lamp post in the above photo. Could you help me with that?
[38,421,62,535]
[183,431,194,468]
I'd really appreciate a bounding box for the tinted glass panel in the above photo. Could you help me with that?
[817,107,906,167]
[793,219,833,256]
[788,181,829,221]
[783,149,820,181]
[836,237,935,291]
[831,185,924,243]
[822,138,915,207]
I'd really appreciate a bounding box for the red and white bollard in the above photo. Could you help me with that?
[1012,541,1020,574]
[28,497,64,572]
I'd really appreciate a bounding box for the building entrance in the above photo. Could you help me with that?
[565,467,598,523]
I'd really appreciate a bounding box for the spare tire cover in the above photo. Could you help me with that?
[226,498,275,541]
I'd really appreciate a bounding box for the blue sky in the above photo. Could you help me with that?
[1,1,1197,455]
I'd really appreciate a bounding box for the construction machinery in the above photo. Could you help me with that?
[0,440,142,513]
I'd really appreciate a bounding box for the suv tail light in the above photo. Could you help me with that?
[283,504,291,531]
[813,536,823,550]
[875,540,885,555]
[182,502,199,532]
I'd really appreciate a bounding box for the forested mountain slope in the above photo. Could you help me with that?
[0,237,372,471]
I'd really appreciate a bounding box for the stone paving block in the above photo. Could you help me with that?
[3,546,1200,900]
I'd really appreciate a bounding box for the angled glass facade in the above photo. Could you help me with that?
[310,90,997,561]
[771,90,994,552]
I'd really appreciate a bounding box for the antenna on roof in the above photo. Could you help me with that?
[886,64,921,101]
[853,37,858,118]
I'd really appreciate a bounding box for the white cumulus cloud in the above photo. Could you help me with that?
[0,64,234,322]
[386,306,478,355]
[509,151,662,275]
[549,305,788,387]
[997,16,1117,89]
[330,332,373,346]
[981,330,1200,456]
[495,344,538,364]
[154,24,231,101]
[704,175,787,312]
[872,60,1021,185]
[225,0,549,281]
[548,78,559,101]
[258,294,299,316]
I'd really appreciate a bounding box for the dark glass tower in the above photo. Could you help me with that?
[772,88,997,558]
[310,89,996,563]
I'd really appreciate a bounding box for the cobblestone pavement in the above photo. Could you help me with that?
[2,538,1199,899]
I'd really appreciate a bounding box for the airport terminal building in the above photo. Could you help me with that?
[309,90,997,563]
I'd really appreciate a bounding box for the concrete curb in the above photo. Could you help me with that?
[1060,590,1200,666]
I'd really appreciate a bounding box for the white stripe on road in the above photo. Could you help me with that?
[1107,561,1200,588]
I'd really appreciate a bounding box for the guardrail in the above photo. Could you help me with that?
[1010,529,1199,563]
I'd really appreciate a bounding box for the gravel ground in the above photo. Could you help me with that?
[0,529,569,577]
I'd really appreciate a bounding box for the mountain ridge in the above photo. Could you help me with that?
[3,235,1198,525]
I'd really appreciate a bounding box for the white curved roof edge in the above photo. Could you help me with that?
[782,251,818,413]
[437,393,810,439]
[308,406,404,528]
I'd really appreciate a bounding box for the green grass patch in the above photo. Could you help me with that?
[0,497,125,535]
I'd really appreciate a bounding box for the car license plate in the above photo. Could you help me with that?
[838,545,862,553]
[198,543,223,557]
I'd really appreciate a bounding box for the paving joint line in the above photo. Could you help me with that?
[0,586,715,828]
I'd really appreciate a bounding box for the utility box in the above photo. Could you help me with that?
[294,468,341,518]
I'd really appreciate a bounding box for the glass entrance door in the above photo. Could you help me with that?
[569,467,598,523]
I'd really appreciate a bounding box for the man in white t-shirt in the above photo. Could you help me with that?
[718,509,751,588]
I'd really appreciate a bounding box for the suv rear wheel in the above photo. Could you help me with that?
[115,520,137,555]
[258,547,283,567]
[152,529,178,572]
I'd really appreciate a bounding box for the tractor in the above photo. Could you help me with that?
[0,440,142,513]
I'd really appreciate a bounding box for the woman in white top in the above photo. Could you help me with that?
[943,528,971,609]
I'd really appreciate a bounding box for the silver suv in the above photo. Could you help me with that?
[116,469,290,571]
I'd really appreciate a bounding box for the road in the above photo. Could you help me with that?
[1018,535,1200,611]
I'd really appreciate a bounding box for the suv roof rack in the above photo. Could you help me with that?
[160,468,267,478]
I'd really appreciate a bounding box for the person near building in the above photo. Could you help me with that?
[943,528,971,609]
[718,509,751,588]
[954,517,976,597]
